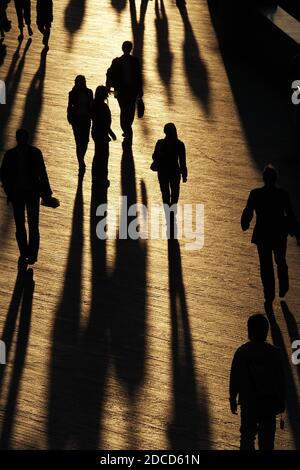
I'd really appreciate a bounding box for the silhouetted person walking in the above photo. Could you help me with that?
[0,129,55,265]
[36,0,53,47]
[67,75,93,174]
[91,85,116,187]
[106,41,143,141]
[229,314,285,450]
[241,165,299,306]
[14,0,33,40]
[151,123,187,206]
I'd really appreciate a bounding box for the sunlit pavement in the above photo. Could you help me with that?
[0,0,299,450]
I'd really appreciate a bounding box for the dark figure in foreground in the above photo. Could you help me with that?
[36,0,53,47]
[67,75,93,174]
[91,85,116,186]
[151,123,187,206]
[241,165,299,307]
[14,0,33,40]
[0,129,55,265]
[230,314,285,450]
[106,41,143,141]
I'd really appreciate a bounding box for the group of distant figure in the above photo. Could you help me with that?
[1,0,300,453]
[0,0,53,47]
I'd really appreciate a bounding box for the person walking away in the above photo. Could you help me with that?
[91,85,116,187]
[241,165,300,308]
[229,314,285,450]
[151,123,187,238]
[106,41,143,141]
[0,129,56,266]
[67,75,93,174]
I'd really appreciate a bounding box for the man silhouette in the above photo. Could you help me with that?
[241,165,299,306]
[106,41,143,140]
[229,314,285,450]
[0,129,55,265]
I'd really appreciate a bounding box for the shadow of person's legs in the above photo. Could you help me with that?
[0,268,28,395]
[177,3,210,114]
[167,239,210,449]
[265,304,300,448]
[75,183,110,449]
[109,140,148,448]
[0,268,34,449]
[47,176,84,449]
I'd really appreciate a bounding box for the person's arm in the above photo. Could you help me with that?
[150,141,161,171]
[67,91,73,124]
[136,58,143,99]
[109,128,117,141]
[152,141,161,163]
[241,190,255,231]
[105,105,116,141]
[178,141,187,182]
[284,191,300,240]
[88,89,94,118]
[106,59,117,90]
[0,151,13,202]
[229,350,240,414]
[36,149,53,201]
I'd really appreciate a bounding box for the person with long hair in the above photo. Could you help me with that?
[67,75,93,174]
[151,122,187,206]
[91,85,116,187]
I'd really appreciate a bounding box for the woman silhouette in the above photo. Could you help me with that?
[91,85,116,187]
[67,75,93,174]
[151,123,187,206]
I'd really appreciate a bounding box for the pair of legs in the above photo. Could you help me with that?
[14,0,32,38]
[158,172,181,206]
[37,21,51,46]
[257,238,289,303]
[72,117,91,172]
[158,172,181,239]
[12,192,40,264]
[240,406,276,450]
[117,95,136,140]
[91,137,110,186]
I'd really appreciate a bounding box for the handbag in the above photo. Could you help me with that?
[150,160,159,172]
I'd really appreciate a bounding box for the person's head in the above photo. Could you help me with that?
[164,122,178,141]
[95,85,109,102]
[122,41,133,56]
[247,314,269,342]
[16,128,29,147]
[263,164,278,187]
[74,75,86,89]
